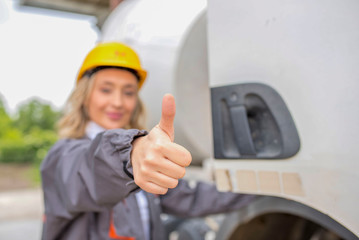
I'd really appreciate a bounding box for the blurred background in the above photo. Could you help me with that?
[1,0,359,239]
[0,0,100,238]
[0,0,214,239]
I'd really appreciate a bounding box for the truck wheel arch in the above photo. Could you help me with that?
[216,196,357,240]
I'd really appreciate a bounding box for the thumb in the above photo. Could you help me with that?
[158,94,176,141]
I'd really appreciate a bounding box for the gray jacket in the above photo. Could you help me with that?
[41,128,254,240]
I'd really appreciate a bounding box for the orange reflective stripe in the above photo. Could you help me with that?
[43,214,46,223]
[108,212,135,240]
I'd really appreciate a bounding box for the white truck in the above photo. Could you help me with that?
[101,0,359,239]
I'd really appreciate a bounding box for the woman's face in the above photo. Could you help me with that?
[87,68,138,130]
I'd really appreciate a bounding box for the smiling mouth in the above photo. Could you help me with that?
[107,112,123,120]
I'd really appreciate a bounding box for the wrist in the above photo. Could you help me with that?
[130,135,146,165]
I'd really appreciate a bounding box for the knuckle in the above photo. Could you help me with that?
[140,165,150,175]
[153,142,165,152]
[143,156,154,167]
[144,155,159,168]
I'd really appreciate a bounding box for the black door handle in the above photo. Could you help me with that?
[229,105,256,156]
[211,83,300,159]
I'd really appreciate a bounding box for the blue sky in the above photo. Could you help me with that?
[0,0,99,113]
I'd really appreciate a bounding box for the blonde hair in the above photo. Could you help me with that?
[58,74,146,139]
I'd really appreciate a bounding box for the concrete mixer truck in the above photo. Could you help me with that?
[101,0,359,239]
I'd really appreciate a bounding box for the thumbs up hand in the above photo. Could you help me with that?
[131,94,192,194]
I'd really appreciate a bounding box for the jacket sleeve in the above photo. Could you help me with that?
[41,129,147,217]
[160,180,256,217]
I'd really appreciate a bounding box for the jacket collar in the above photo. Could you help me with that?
[85,121,105,140]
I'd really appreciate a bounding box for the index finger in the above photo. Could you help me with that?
[161,142,192,167]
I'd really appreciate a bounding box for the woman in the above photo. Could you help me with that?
[41,42,254,240]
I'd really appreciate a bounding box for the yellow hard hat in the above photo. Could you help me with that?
[76,42,147,89]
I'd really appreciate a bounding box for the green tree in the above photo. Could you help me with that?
[0,97,60,164]
[0,95,12,137]
[14,98,61,134]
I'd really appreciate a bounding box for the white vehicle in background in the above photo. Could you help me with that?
[101,0,359,239]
